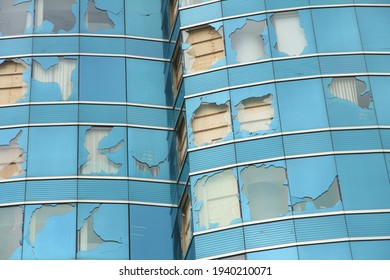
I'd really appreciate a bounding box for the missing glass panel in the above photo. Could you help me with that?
[328,77,371,108]
[80,127,124,175]
[0,60,27,105]
[271,11,308,56]
[35,0,76,32]
[236,94,274,133]
[33,58,76,101]
[191,102,232,146]
[85,0,114,33]
[0,206,23,259]
[194,169,241,229]
[230,19,266,63]
[183,25,225,73]
[0,0,31,35]
[241,165,289,221]
[0,131,25,179]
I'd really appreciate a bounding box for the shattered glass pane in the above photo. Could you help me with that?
[0,131,25,179]
[236,94,274,133]
[191,103,232,146]
[271,11,308,56]
[184,25,225,73]
[292,176,341,212]
[0,0,31,35]
[194,169,241,229]
[230,19,266,63]
[241,165,289,221]
[85,0,114,33]
[35,0,76,32]
[328,77,371,108]
[33,58,76,101]
[80,127,124,175]
[0,206,23,260]
[0,60,28,105]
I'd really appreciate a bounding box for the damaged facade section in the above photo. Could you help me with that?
[176,114,187,167]
[191,102,232,146]
[194,169,241,230]
[235,94,274,133]
[180,193,192,255]
[241,165,289,221]
[292,176,341,212]
[0,0,31,36]
[0,60,28,105]
[328,77,371,108]
[85,0,114,33]
[0,130,25,179]
[183,25,225,73]
[133,156,167,177]
[80,127,124,175]
[77,204,128,259]
[35,0,76,32]
[271,11,308,56]
[230,19,267,63]
[33,57,76,101]
[0,206,23,260]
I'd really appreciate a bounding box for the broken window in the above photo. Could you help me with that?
[0,130,25,180]
[35,0,76,32]
[194,169,241,229]
[80,127,124,175]
[180,193,192,255]
[236,94,274,133]
[292,176,341,212]
[24,204,76,259]
[0,0,31,36]
[85,0,114,33]
[176,113,187,167]
[172,40,183,99]
[0,60,28,105]
[32,57,76,101]
[270,11,308,56]
[170,0,179,28]
[181,0,209,7]
[191,102,232,146]
[183,25,225,73]
[230,19,266,63]
[241,165,289,221]
[328,77,371,108]
[0,206,23,260]
[77,204,129,259]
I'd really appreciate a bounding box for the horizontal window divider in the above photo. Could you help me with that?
[184,72,390,100]
[0,200,177,208]
[189,150,390,177]
[193,208,390,236]
[0,123,174,131]
[180,3,390,30]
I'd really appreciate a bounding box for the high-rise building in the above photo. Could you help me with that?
[0,0,390,260]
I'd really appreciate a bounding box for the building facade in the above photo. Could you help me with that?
[0,0,390,260]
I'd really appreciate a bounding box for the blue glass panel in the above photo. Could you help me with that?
[370,76,390,125]
[277,79,329,131]
[80,56,126,102]
[127,59,169,106]
[180,2,222,27]
[0,37,32,56]
[222,0,265,17]
[336,154,390,210]
[126,0,164,39]
[356,7,390,51]
[130,205,175,260]
[33,36,79,53]
[247,247,298,260]
[80,37,125,54]
[312,8,362,53]
[265,0,309,9]
[79,104,126,124]
[125,38,165,59]
[298,242,352,260]
[30,104,78,123]
[27,126,78,176]
[351,240,390,260]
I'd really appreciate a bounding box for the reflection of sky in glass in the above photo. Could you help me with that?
[130,205,175,260]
